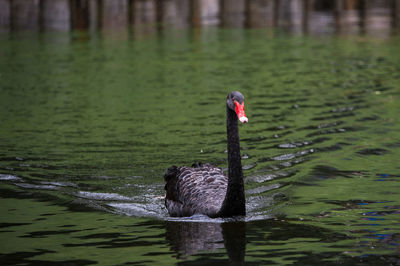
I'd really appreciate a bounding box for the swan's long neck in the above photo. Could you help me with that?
[218,105,246,217]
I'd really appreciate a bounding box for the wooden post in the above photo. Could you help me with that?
[155,0,163,28]
[196,0,219,26]
[11,0,40,31]
[131,0,157,38]
[190,0,201,27]
[291,0,304,33]
[393,0,400,28]
[344,0,357,9]
[160,0,190,28]
[358,0,366,34]
[277,0,290,28]
[273,0,279,27]
[101,0,128,30]
[70,0,90,30]
[334,0,344,33]
[88,0,99,31]
[275,0,304,32]
[128,0,134,25]
[42,0,70,31]
[244,0,250,27]
[0,0,10,32]
[220,0,246,28]
[246,0,275,28]
[132,0,157,25]
[302,0,313,34]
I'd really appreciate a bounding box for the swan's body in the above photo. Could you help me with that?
[164,163,227,217]
[164,91,248,218]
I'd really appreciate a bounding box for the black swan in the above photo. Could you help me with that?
[164,91,248,218]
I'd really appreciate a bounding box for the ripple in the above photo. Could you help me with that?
[243,163,256,170]
[246,184,281,195]
[306,127,353,137]
[271,149,315,161]
[311,165,364,179]
[357,148,389,156]
[327,106,355,113]
[15,183,59,190]
[301,121,344,130]
[0,174,22,181]
[272,153,296,161]
[278,143,302,148]
[357,115,380,122]
[40,181,78,188]
[277,137,329,149]
[247,195,275,214]
[311,112,355,121]
[246,174,275,183]
[108,202,160,217]
[376,173,400,181]
[362,206,400,217]
[246,171,294,183]
[76,191,133,201]
[167,214,226,223]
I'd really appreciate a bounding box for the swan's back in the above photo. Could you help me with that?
[164,163,227,217]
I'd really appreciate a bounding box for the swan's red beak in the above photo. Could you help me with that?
[234,101,248,124]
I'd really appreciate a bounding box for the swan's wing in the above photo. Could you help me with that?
[164,164,227,217]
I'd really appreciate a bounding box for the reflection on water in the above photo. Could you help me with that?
[166,219,246,263]
[0,0,399,38]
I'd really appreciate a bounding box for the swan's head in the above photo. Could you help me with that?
[227,91,248,124]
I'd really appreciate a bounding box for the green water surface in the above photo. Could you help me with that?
[0,29,400,264]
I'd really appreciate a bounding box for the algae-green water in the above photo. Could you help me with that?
[1,29,399,264]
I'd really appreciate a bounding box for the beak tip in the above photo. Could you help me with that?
[239,116,248,124]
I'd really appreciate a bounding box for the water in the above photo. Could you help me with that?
[1,28,400,264]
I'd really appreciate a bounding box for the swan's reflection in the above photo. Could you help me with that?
[165,219,246,263]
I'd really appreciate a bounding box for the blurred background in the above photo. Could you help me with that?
[1,0,400,37]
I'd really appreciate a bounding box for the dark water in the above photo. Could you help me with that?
[1,28,400,264]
